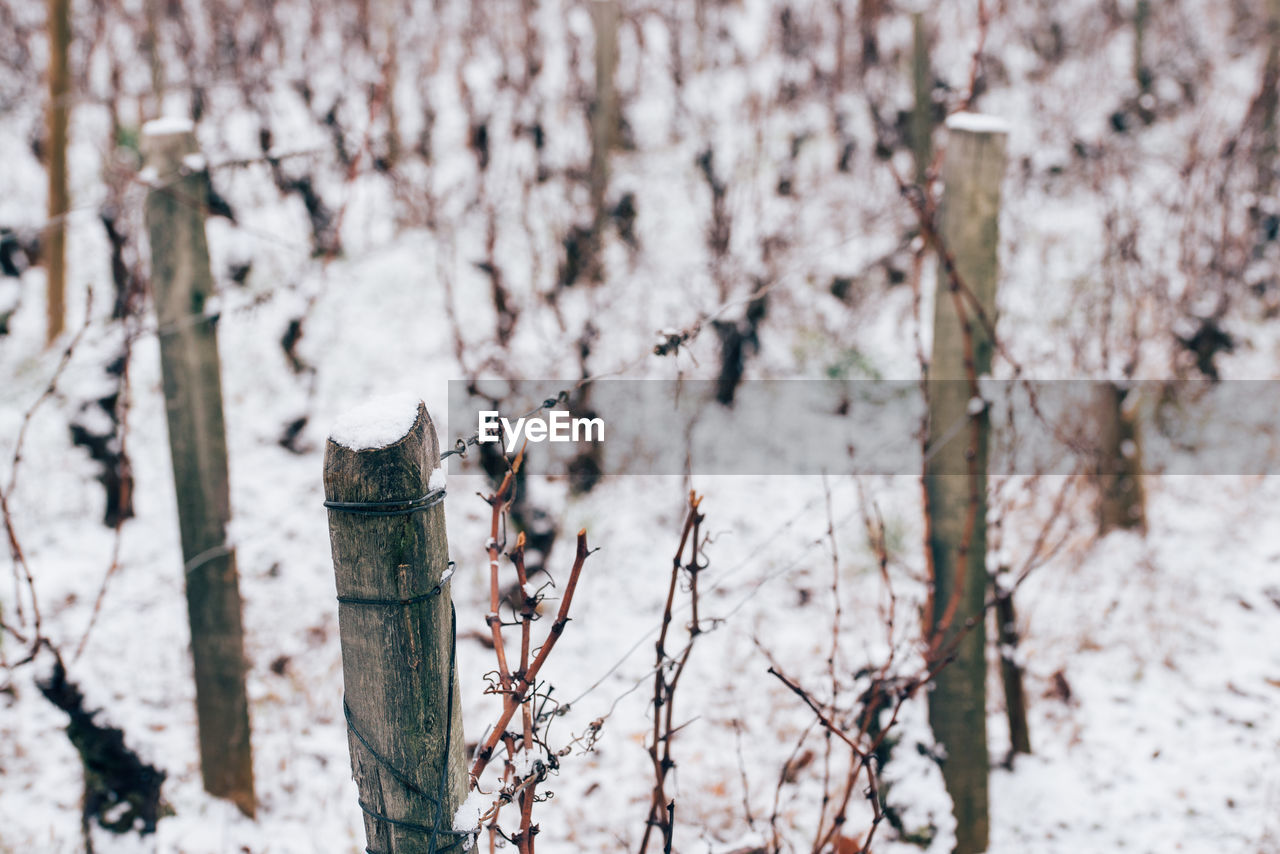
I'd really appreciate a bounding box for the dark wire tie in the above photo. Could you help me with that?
[328,487,454,607]
[337,564,455,607]
[324,487,446,517]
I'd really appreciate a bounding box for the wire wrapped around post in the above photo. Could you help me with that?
[323,400,471,853]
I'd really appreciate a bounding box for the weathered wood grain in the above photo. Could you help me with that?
[925,116,1007,854]
[144,126,255,817]
[324,401,467,853]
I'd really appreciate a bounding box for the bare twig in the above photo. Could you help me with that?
[470,528,591,782]
[463,458,594,850]
[814,476,842,853]
[74,314,138,661]
[639,491,706,854]
[1,288,95,664]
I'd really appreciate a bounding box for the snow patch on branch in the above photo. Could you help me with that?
[511,748,543,779]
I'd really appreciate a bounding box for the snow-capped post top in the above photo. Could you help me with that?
[945,111,1011,136]
[329,392,425,451]
[140,116,198,178]
[141,115,196,137]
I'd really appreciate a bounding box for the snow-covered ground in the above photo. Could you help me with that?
[2,0,1280,852]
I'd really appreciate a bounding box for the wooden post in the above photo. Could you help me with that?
[45,0,71,344]
[589,0,619,280]
[1133,0,1152,95]
[1256,0,1280,200]
[909,12,933,185]
[924,112,1007,854]
[324,398,468,854]
[373,0,401,169]
[994,581,1031,759]
[143,121,255,817]
[142,0,166,120]
[1094,382,1146,535]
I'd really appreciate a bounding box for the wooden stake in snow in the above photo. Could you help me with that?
[909,12,933,185]
[324,396,468,853]
[1258,0,1280,199]
[1093,381,1146,535]
[589,0,620,277]
[924,111,1007,854]
[994,581,1031,759]
[143,121,255,817]
[45,0,71,345]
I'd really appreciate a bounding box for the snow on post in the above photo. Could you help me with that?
[924,112,1009,854]
[328,392,424,450]
[323,399,468,852]
[140,117,199,183]
[143,123,256,816]
[141,115,196,137]
[944,111,1012,135]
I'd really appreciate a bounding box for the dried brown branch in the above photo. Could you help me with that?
[5,288,94,497]
[769,720,818,853]
[957,0,992,113]
[512,534,538,854]
[768,665,882,854]
[463,459,593,851]
[487,468,518,696]
[769,668,866,762]
[74,315,138,661]
[470,527,591,782]
[764,472,1069,853]
[639,491,706,854]
[814,476,842,853]
[1,287,95,664]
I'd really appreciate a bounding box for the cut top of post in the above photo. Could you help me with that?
[324,396,443,512]
[945,112,1011,137]
[142,116,196,137]
[141,117,198,176]
[329,393,425,451]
